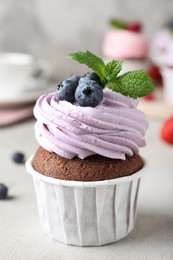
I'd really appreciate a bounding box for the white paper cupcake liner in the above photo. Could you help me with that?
[26,156,146,246]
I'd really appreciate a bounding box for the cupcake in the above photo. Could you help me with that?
[26,51,154,246]
[102,18,149,74]
[160,41,173,105]
[150,20,173,67]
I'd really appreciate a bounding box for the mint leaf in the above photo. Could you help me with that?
[104,60,123,81]
[109,18,127,29]
[105,70,154,99]
[105,79,124,95]
[67,50,154,99]
[67,50,106,85]
[170,26,173,35]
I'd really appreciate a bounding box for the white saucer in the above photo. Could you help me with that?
[0,79,56,107]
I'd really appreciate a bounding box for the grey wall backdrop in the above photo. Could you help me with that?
[0,0,172,80]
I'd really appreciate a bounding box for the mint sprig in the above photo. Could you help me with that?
[68,51,106,85]
[67,50,154,99]
[170,26,173,36]
[104,60,123,81]
[109,18,127,29]
[106,70,153,99]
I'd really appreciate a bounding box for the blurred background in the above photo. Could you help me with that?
[0,0,173,126]
[0,1,173,258]
[0,0,173,80]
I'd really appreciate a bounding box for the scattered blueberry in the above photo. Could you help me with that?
[57,75,80,102]
[0,183,8,199]
[12,152,25,164]
[79,72,101,85]
[75,80,103,107]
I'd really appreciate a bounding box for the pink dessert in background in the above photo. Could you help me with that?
[163,40,173,67]
[102,29,148,60]
[102,19,149,73]
[150,24,173,67]
[159,38,173,106]
[151,29,172,52]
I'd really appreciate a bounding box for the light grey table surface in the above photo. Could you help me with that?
[0,118,173,260]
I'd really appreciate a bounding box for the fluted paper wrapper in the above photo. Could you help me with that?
[26,156,145,246]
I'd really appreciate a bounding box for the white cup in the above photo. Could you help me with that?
[0,52,52,97]
[161,66,173,106]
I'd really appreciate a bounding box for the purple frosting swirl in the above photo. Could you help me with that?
[34,88,148,160]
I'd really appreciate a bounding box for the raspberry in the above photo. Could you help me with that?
[127,22,141,33]
[160,116,173,144]
[147,64,162,84]
[143,93,155,101]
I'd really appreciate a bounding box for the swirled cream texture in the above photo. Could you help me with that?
[34,88,148,160]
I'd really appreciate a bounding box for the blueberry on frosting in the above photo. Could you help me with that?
[56,72,103,107]
[56,50,154,107]
[75,79,103,107]
[79,72,101,84]
[57,75,80,102]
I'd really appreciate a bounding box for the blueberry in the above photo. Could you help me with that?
[79,72,101,85]
[0,183,8,199]
[57,75,80,102]
[12,152,25,164]
[75,80,103,107]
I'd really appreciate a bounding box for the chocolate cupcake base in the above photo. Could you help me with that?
[32,146,144,182]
